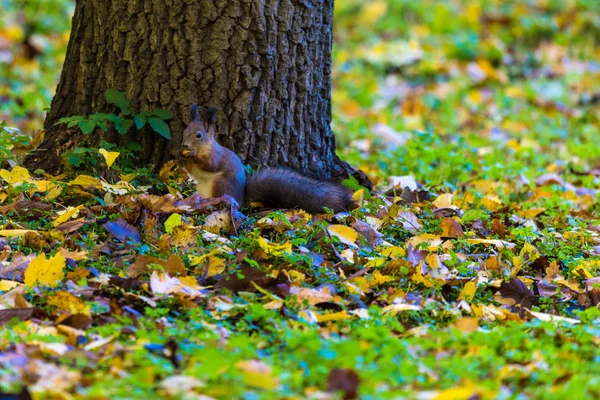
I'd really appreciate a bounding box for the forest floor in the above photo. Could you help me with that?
[1,1,600,399]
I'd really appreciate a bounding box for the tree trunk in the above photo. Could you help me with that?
[25,0,370,187]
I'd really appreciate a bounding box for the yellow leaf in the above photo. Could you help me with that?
[519,243,540,263]
[381,246,406,259]
[370,270,396,286]
[458,281,477,302]
[573,264,593,279]
[452,317,479,333]
[99,149,120,169]
[433,384,490,400]
[69,175,103,188]
[53,205,83,227]
[47,291,91,316]
[410,270,435,287]
[286,270,306,282]
[327,225,358,247]
[24,253,66,288]
[0,166,31,184]
[359,1,387,25]
[120,173,138,182]
[256,236,292,256]
[0,280,22,291]
[164,213,182,234]
[0,229,35,237]
[481,195,502,211]
[206,256,226,277]
[45,183,63,200]
[434,193,454,208]
[316,310,350,323]
[235,360,279,390]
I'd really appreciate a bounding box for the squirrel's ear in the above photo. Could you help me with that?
[190,104,199,121]
[205,107,217,126]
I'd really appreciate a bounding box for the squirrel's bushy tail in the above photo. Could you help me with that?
[245,168,353,213]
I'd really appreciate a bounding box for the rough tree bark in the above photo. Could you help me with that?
[25,0,369,186]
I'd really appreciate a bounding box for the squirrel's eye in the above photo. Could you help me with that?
[196,131,203,138]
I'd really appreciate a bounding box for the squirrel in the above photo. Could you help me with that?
[178,105,353,213]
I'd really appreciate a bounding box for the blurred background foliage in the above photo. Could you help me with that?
[1,0,600,188]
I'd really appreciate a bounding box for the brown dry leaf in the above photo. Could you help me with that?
[159,160,186,183]
[55,219,87,233]
[127,254,186,278]
[0,308,35,325]
[66,268,90,282]
[496,278,536,312]
[57,247,88,262]
[327,368,360,400]
[23,231,47,249]
[440,218,464,238]
[491,218,508,238]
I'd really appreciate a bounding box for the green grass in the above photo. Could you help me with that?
[1,0,600,399]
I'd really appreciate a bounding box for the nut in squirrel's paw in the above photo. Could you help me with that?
[181,149,195,158]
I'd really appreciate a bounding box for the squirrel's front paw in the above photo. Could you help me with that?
[179,149,198,159]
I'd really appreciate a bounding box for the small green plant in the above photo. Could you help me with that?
[63,140,138,169]
[57,89,174,139]
[0,121,31,165]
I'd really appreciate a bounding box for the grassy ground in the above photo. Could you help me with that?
[2,0,600,398]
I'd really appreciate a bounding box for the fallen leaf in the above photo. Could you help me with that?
[99,148,119,168]
[104,217,140,243]
[327,368,360,400]
[327,225,359,247]
[24,253,65,288]
[164,213,182,234]
[440,217,464,238]
[127,254,186,278]
[256,236,292,256]
[236,360,280,390]
[47,291,91,316]
[53,205,83,226]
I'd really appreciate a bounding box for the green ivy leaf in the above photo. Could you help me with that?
[134,114,146,129]
[79,120,96,134]
[121,119,134,134]
[127,141,142,151]
[143,109,174,119]
[147,117,171,139]
[105,89,131,116]
[97,122,108,132]
[90,113,112,122]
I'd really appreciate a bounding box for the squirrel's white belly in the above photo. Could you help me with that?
[194,170,222,198]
